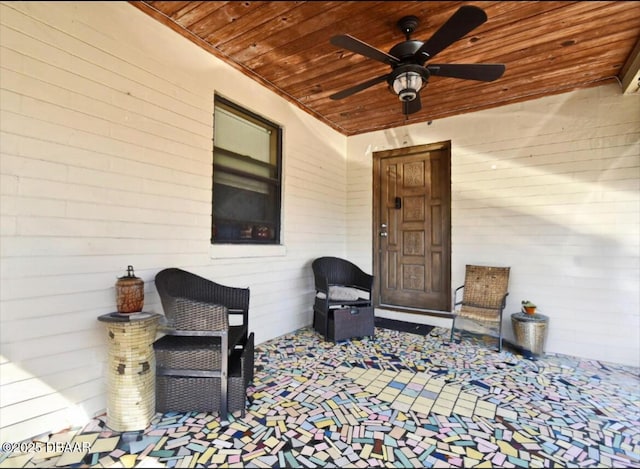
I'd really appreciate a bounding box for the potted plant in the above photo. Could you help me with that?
[521,300,537,315]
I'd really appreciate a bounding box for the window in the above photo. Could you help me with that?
[212,96,282,244]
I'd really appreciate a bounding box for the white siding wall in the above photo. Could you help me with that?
[347,84,640,368]
[0,1,347,442]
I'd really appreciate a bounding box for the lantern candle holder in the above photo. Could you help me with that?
[116,265,144,313]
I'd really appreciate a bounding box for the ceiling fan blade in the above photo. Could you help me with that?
[414,5,487,63]
[329,73,390,100]
[331,34,400,65]
[403,94,422,115]
[427,63,505,81]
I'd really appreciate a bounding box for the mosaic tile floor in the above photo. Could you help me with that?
[2,326,639,468]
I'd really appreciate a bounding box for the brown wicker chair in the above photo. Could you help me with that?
[153,268,252,418]
[449,264,510,352]
[312,257,374,341]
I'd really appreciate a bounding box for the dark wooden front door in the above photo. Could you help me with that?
[373,142,451,312]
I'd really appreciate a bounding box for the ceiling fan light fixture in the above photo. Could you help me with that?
[388,64,428,103]
[393,71,423,101]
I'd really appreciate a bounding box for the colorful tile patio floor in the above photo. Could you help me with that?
[2,326,639,468]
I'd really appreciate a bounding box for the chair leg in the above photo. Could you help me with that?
[449,316,456,344]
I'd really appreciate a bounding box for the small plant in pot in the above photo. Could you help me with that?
[521,300,537,315]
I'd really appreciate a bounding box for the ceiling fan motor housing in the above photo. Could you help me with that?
[389,40,424,61]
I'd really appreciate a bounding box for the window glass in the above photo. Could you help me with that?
[212,97,282,244]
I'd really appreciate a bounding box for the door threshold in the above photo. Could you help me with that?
[377,305,454,319]
[375,307,453,329]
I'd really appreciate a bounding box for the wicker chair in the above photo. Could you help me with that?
[155,268,249,345]
[449,264,510,352]
[153,268,252,418]
[312,257,374,341]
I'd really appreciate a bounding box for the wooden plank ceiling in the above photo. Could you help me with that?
[130,1,640,136]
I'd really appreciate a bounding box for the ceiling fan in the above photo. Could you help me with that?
[329,5,506,116]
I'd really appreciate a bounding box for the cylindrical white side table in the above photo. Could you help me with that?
[98,312,161,431]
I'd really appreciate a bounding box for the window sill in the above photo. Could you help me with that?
[210,243,287,259]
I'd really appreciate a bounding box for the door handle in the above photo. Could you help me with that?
[380,232,388,237]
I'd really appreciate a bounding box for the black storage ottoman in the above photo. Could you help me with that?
[155,332,254,415]
[328,306,374,341]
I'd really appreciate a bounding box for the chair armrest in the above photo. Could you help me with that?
[351,272,374,292]
[500,292,509,309]
[453,284,464,308]
[314,275,330,294]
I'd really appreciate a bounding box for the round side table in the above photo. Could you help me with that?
[98,312,162,431]
[511,312,549,358]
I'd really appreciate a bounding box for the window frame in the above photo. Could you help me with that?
[211,95,283,246]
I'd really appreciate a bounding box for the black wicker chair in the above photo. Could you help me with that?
[312,257,374,341]
[153,268,252,418]
[155,268,249,346]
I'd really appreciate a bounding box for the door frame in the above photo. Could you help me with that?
[372,140,452,316]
